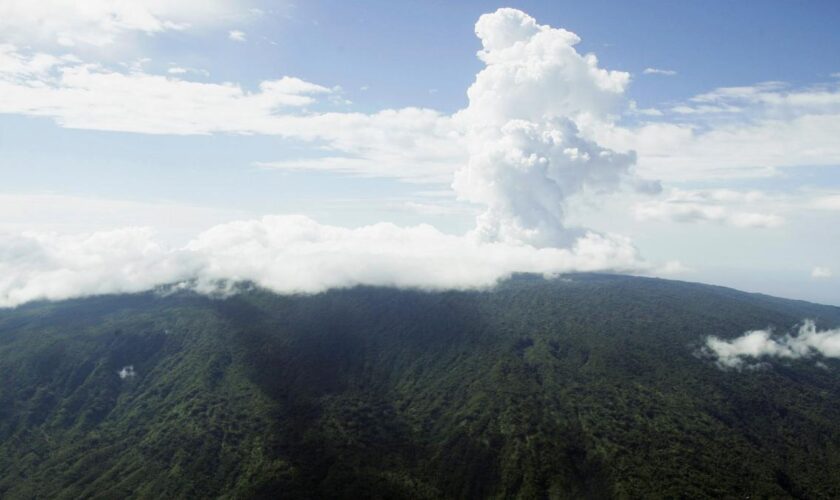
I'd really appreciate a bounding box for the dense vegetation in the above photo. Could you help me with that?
[1,274,839,499]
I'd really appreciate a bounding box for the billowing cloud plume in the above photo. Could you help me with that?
[453,8,639,247]
[0,215,645,308]
[461,9,629,125]
[706,320,840,369]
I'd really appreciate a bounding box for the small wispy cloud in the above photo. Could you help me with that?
[118,365,137,379]
[705,320,840,369]
[812,194,840,210]
[0,1,235,47]
[635,189,784,229]
[657,260,693,276]
[812,266,833,279]
[643,67,677,76]
[166,66,210,77]
[228,30,247,42]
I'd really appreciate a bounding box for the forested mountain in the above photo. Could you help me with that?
[1,274,839,499]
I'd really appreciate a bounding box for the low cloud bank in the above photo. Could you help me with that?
[706,320,840,369]
[0,215,645,308]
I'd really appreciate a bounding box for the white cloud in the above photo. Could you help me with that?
[0,46,461,183]
[189,215,643,293]
[706,320,840,369]
[812,266,833,279]
[0,0,240,47]
[11,7,838,307]
[0,7,837,193]
[670,104,743,115]
[628,101,664,117]
[643,67,676,76]
[634,189,784,229]
[656,260,693,276]
[456,118,637,246]
[0,44,66,76]
[688,81,839,110]
[254,108,463,183]
[462,8,629,126]
[1,8,637,198]
[228,30,246,42]
[453,8,639,247]
[0,54,333,134]
[598,81,840,182]
[0,8,689,308]
[0,227,199,308]
[812,194,840,210]
[166,66,208,77]
[0,10,651,269]
[727,212,784,228]
[118,365,137,379]
[398,201,468,216]
[2,8,838,193]
[0,215,646,308]
[261,7,642,198]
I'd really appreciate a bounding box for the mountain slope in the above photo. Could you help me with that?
[1,274,839,499]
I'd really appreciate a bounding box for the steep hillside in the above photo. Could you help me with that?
[1,274,839,499]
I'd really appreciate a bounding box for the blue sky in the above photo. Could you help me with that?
[1,1,839,306]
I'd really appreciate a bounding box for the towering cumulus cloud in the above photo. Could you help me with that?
[0,9,650,308]
[454,8,637,247]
